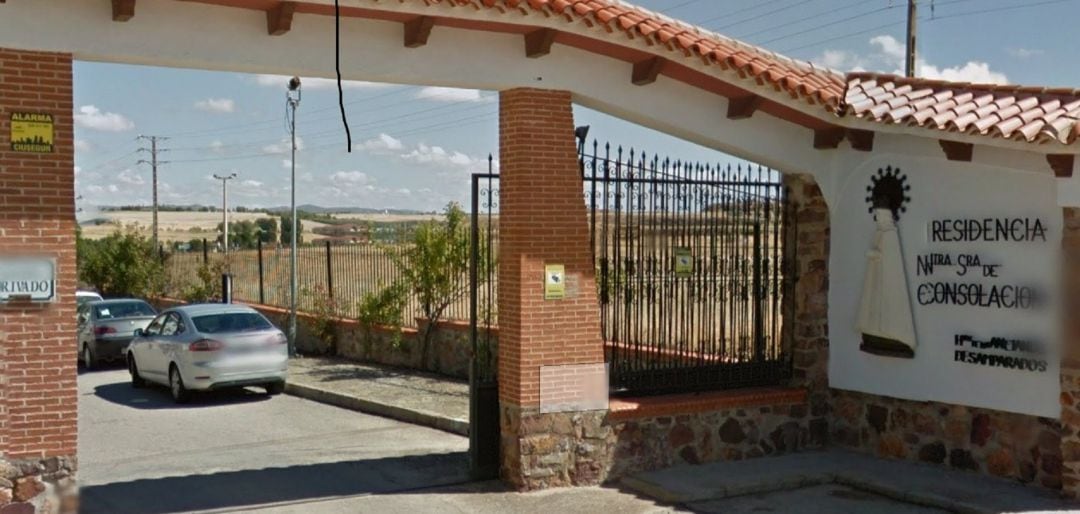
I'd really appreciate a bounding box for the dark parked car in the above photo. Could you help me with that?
[77,299,157,369]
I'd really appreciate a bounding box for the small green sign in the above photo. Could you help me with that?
[674,247,692,277]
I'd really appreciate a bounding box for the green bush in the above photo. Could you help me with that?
[78,229,165,298]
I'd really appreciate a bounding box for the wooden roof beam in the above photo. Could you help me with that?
[524,29,557,58]
[813,128,845,149]
[112,0,135,22]
[632,57,666,86]
[404,16,435,48]
[726,95,762,120]
[847,129,874,152]
[939,140,973,162]
[1048,154,1075,178]
[266,2,297,36]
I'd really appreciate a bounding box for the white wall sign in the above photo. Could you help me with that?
[0,258,56,303]
[829,155,1061,418]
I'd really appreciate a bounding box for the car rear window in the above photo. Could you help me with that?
[192,312,273,334]
[95,301,156,319]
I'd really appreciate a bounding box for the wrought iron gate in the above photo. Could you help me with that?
[582,142,796,396]
[468,165,499,479]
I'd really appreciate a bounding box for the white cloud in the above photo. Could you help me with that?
[361,133,404,152]
[74,105,134,132]
[1008,48,1044,59]
[74,139,93,153]
[116,168,145,186]
[253,74,387,90]
[107,184,119,193]
[194,98,236,113]
[415,87,488,103]
[241,179,264,188]
[401,143,487,172]
[918,61,1008,85]
[209,140,226,154]
[330,170,370,185]
[74,166,82,176]
[813,35,1008,85]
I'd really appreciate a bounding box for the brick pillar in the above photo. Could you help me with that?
[0,48,79,513]
[784,174,830,427]
[1060,207,1080,497]
[497,88,610,489]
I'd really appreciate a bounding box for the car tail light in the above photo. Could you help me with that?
[189,339,224,352]
[94,326,116,336]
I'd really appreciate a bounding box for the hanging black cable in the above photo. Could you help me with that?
[335,0,353,152]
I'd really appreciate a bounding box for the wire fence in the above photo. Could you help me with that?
[162,237,474,328]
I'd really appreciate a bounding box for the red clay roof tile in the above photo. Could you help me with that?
[844,74,1080,144]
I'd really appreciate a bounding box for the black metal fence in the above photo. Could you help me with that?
[582,142,796,396]
[162,236,471,327]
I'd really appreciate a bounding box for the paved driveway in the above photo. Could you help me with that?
[78,367,471,514]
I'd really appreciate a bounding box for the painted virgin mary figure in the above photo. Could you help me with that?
[856,190,917,358]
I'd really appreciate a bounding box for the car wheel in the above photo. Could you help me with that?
[128,355,146,389]
[82,346,95,371]
[265,382,285,396]
[169,365,191,404]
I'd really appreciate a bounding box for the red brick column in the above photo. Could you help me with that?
[0,47,79,513]
[497,88,609,489]
[1061,207,1080,497]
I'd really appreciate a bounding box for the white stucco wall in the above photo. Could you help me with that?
[827,136,1066,418]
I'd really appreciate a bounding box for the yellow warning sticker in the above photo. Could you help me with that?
[10,112,54,153]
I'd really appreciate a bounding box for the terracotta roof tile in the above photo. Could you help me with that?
[390,1,1077,146]
[844,73,1080,144]
[427,0,847,108]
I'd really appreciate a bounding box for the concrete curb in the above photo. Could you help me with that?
[285,382,469,436]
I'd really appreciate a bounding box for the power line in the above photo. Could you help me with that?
[659,0,706,14]
[167,97,497,153]
[168,111,496,165]
[733,0,867,41]
[714,0,817,31]
[696,0,792,26]
[161,85,420,139]
[759,4,898,46]
[779,0,1074,54]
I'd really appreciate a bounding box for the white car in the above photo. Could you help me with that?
[127,304,288,403]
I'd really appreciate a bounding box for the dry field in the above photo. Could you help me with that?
[80,210,330,242]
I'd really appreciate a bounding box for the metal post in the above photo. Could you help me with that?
[257,238,265,305]
[325,240,333,299]
[287,77,302,357]
[202,238,208,264]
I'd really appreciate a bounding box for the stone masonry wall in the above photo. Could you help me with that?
[0,48,79,514]
[785,174,831,423]
[831,389,1062,488]
[500,394,821,488]
[0,457,77,514]
[1060,206,1080,497]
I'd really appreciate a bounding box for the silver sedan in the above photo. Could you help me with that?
[126,304,288,403]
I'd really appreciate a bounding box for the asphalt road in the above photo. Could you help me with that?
[78,367,471,514]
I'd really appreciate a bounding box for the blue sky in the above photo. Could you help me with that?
[74,0,1080,213]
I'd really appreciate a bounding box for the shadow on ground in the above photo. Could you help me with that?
[298,361,469,398]
[81,451,472,514]
[91,380,271,410]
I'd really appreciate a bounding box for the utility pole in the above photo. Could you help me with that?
[286,76,302,356]
[213,173,237,261]
[137,135,168,249]
[905,0,917,78]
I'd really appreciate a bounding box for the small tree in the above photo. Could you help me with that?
[182,260,225,303]
[78,230,165,298]
[280,213,304,245]
[393,202,470,365]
